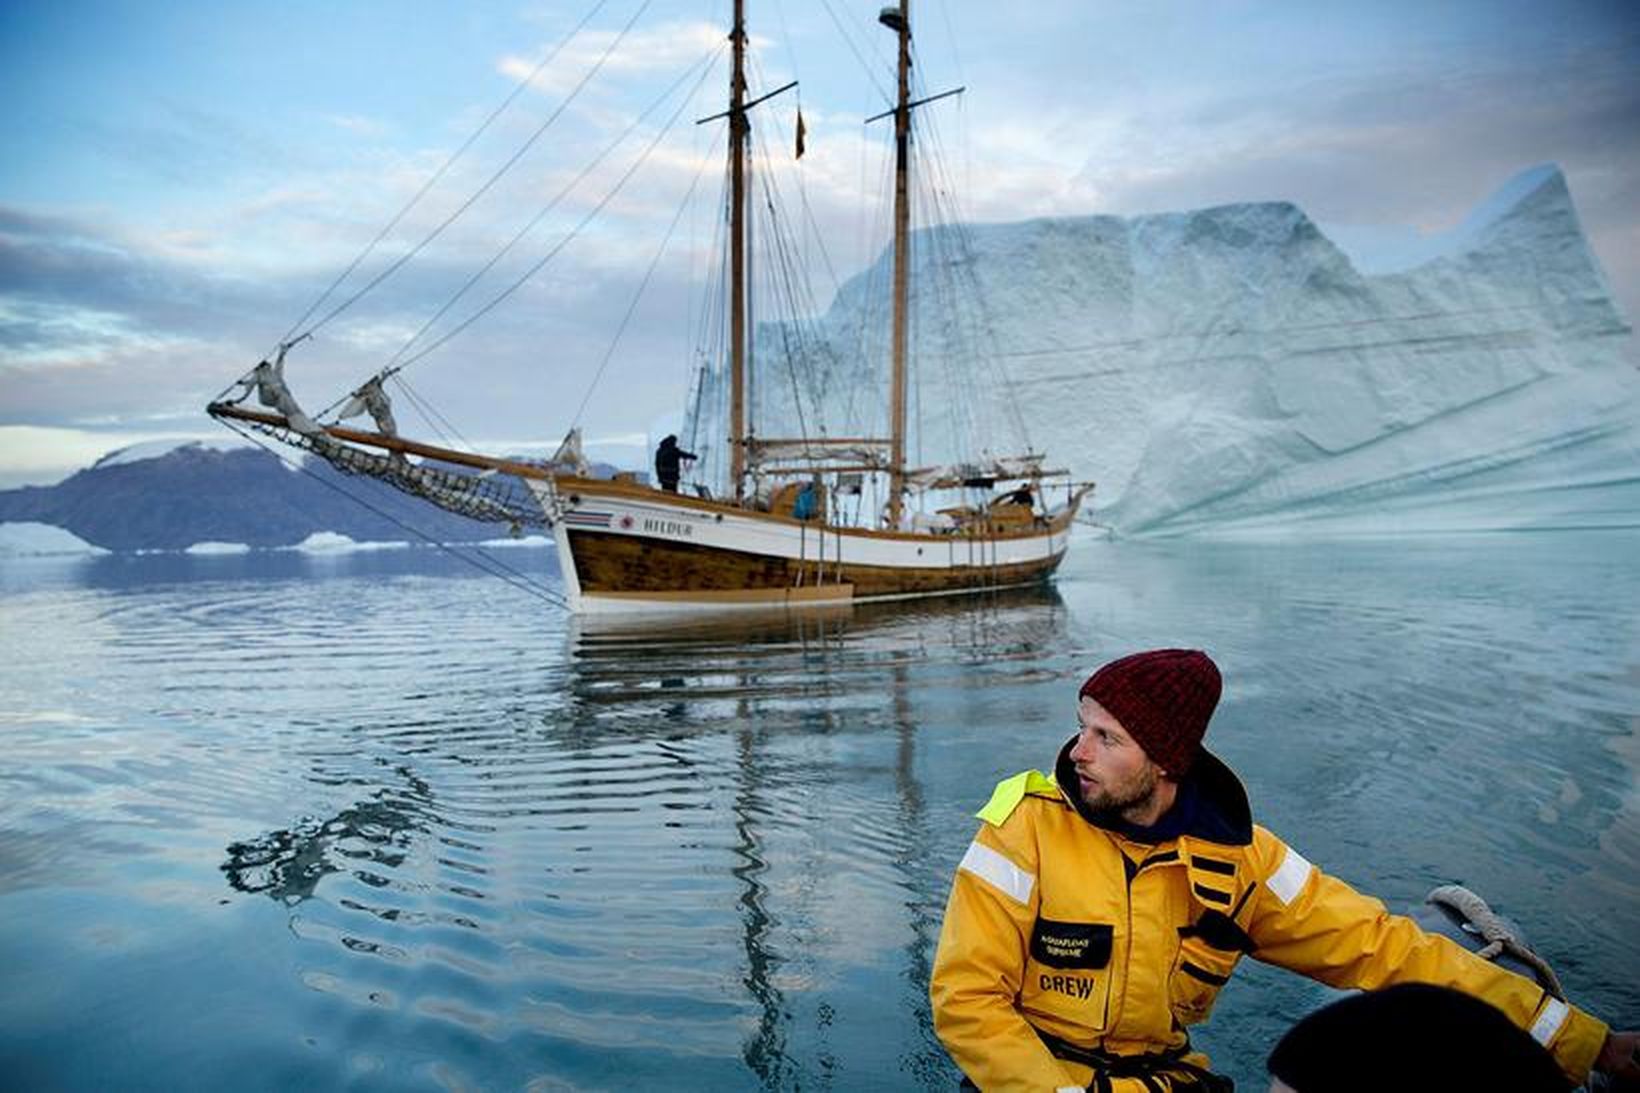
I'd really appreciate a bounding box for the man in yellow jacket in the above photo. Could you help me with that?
[929,649,1638,1092]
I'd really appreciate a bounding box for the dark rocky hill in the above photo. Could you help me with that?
[0,442,567,552]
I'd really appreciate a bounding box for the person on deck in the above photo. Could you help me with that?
[929,648,1639,1092]
[653,434,697,493]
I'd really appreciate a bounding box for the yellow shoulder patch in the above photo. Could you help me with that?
[975,770,1059,826]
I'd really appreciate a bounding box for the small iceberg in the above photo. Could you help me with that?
[477,534,554,549]
[292,532,407,553]
[185,541,253,555]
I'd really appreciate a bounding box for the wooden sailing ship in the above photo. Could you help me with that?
[210,1,1092,614]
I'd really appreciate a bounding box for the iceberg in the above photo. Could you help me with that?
[290,532,407,554]
[185,541,253,555]
[739,164,1636,537]
[476,534,555,549]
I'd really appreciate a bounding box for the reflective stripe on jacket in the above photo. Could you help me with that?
[929,761,1609,1092]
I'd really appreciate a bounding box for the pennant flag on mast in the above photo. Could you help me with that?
[795,108,807,159]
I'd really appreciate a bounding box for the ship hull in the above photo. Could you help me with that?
[530,476,1079,614]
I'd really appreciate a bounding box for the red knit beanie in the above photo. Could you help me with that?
[1078,649,1222,775]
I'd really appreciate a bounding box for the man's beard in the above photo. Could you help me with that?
[1083,761,1160,819]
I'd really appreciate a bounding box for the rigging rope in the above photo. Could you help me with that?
[754,128,857,452]
[277,0,616,353]
[571,135,717,428]
[767,0,843,301]
[372,41,724,386]
[923,132,1019,455]
[756,160,815,445]
[823,135,894,449]
[742,89,818,444]
[683,154,733,492]
[290,0,655,346]
[900,49,1034,464]
[814,0,892,105]
[391,374,475,455]
[385,47,721,373]
[213,418,569,609]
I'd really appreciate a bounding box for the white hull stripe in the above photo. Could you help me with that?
[1266,846,1313,906]
[529,480,1069,570]
[959,842,1035,905]
[1529,997,1569,1047]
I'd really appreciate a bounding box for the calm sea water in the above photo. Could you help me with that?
[1,532,1636,1091]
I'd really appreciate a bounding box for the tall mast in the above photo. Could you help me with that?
[884,1,912,527]
[728,0,749,501]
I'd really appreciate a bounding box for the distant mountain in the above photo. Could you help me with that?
[0,441,603,552]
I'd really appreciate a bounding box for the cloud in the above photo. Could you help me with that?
[67,97,309,198]
[0,205,301,344]
[0,298,187,370]
[946,39,1640,323]
[324,114,389,138]
[0,425,207,488]
[498,20,727,100]
[0,193,716,461]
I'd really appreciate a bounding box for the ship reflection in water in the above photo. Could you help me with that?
[561,587,1072,1086]
[211,582,1074,1090]
[567,582,1070,703]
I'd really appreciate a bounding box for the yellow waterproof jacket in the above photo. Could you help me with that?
[929,748,1609,1092]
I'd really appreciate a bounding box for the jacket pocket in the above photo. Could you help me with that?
[1024,919,1114,1030]
[1167,934,1240,1026]
[1030,918,1113,969]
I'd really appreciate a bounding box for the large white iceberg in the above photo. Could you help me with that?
[719,164,1636,536]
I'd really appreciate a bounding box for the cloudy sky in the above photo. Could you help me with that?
[2,0,1636,487]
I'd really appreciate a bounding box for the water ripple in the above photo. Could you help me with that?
[4,540,1638,1091]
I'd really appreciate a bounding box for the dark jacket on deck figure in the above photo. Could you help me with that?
[929,649,1618,1093]
[654,435,696,493]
